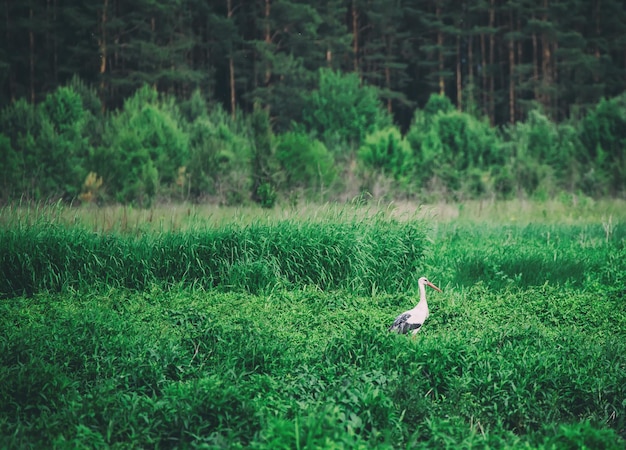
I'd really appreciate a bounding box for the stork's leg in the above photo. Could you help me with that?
[411,326,422,339]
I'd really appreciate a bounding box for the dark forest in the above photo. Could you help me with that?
[1,0,625,205]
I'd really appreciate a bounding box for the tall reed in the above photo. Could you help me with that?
[0,216,428,298]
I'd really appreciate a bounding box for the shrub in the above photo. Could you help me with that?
[0,133,20,200]
[423,93,454,116]
[256,182,277,209]
[0,87,91,200]
[92,85,189,205]
[407,95,501,196]
[184,93,252,205]
[357,126,412,189]
[251,108,277,207]
[302,68,391,149]
[275,131,336,197]
[578,94,626,195]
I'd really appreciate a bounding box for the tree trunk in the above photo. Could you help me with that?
[99,0,108,110]
[508,10,515,123]
[468,32,474,107]
[488,0,495,125]
[151,16,156,89]
[541,32,551,109]
[264,0,271,86]
[532,14,538,100]
[385,35,392,113]
[593,0,600,83]
[45,0,57,86]
[227,0,236,119]
[436,3,444,95]
[516,17,522,120]
[53,0,58,85]
[111,0,120,104]
[352,0,359,79]
[539,0,553,114]
[228,56,236,118]
[456,33,462,110]
[4,0,13,100]
[480,31,487,117]
[552,39,558,116]
[29,5,35,103]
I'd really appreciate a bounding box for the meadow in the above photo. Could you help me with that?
[1,198,625,449]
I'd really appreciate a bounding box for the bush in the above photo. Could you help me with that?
[407,94,501,196]
[0,87,91,200]
[423,93,454,116]
[184,92,252,205]
[256,182,277,209]
[302,68,391,149]
[0,133,20,201]
[92,85,189,205]
[358,126,412,182]
[251,108,277,207]
[275,131,336,197]
[0,216,428,298]
[578,94,626,196]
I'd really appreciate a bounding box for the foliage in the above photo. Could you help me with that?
[2,68,626,206]
[301,69,391,149]
[0,87,90,200]
[0,133,20,200]
[256,182,277,209]
[0,205,625,448]
[37,87,91,199]
[423,93,455,116]
[275,131,336,196]
[2,80,626,205]
[184,91,252,205]
[250,108,277,207]
[5,0,626,130]
[578,93,626,196]
[0,99,41,198]
[502,109,572,197]
[0,214,428,298]
[357,127,414,190]
[92,85,189,206]
[407,94,501,196]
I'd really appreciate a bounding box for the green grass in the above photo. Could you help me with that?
[429,221,626,291]
[0,214,427,298]
[2,196,625,232]
[1,200,625,448]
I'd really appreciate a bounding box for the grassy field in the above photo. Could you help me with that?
[1,198,625,448]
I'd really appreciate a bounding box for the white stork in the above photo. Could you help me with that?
[388,277,442,335]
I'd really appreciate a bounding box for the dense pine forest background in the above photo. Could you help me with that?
[1,0,625,206]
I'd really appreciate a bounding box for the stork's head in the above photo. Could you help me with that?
[418,276,442,292]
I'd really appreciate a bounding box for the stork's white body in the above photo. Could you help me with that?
[389,277,441,335]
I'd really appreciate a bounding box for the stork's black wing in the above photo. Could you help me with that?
[389,313,422,334]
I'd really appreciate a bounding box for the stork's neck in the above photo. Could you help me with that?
[417,283,428,307]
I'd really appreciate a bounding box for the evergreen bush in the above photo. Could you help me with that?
[302,69,391,149]
[275,131,336,197]
[92,85,189,205]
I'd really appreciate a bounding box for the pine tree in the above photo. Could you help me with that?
[102,0,199,108]
[359,0,410,115]
[242,0,325,130]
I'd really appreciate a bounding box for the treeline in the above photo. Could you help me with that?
[1,75,624,206]
[2,0,626,129]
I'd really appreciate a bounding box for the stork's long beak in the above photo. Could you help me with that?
[427,281,442,292]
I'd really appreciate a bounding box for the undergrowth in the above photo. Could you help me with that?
[0,216,427,298]
[1,286,624,448]
[1,203,625,448]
